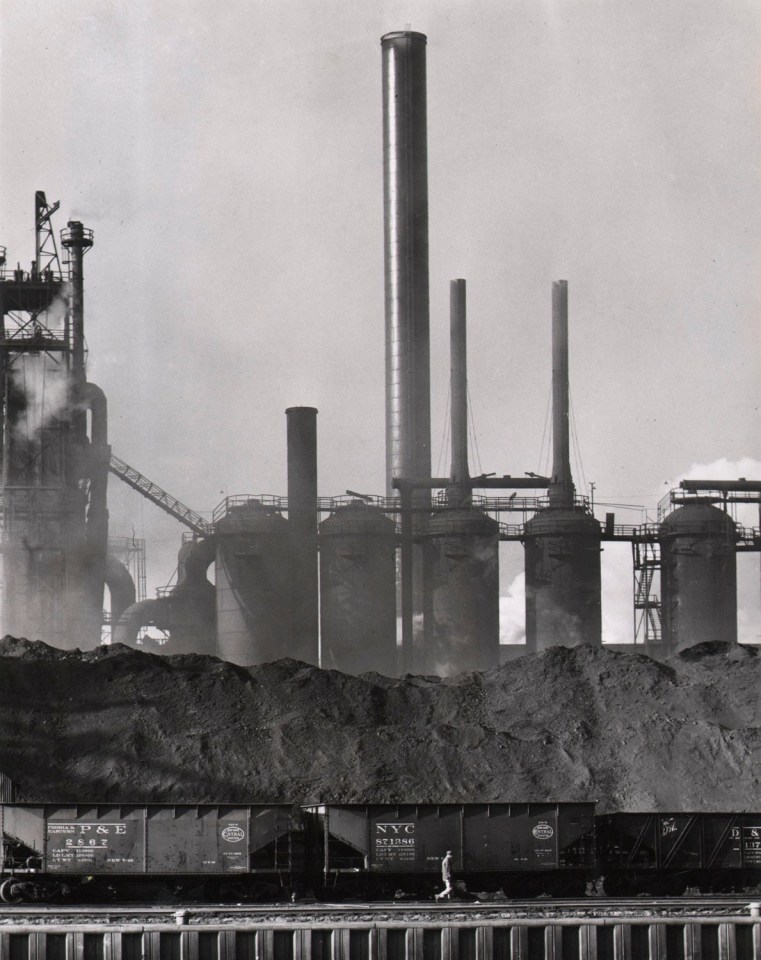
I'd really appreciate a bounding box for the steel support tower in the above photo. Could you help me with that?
[0,194,108,647]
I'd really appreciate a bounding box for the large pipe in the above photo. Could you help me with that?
[58,380,110,648]
[113,538,217,654]
[80,382,108,445]
[449,279,469,508]
[113,599,169,647]
[381,30,431,497]
[382,31,432,667]
[82,382,110,644]
[286,406,319,665]
[549,280,575,508]
[105,553,137,625]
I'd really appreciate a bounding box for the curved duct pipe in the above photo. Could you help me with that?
[113,599,171,647]
[172,537,217,653]
[104,553,136,627]
[174,536,217,593]
[79,382,108,445]
[113,539,217,655]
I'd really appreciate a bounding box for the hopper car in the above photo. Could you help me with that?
[0,803,303,903]
[2,799,760,902]
[596,812,761,895]
[309,802,596,898]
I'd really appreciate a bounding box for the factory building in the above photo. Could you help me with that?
[0,195,134,650]
[0,32,754,671]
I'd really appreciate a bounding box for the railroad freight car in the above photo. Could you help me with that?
[307,803,597,897]
[0,803,302,902]
[597,812,761,895]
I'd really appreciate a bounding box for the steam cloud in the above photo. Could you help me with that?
[10,355,71,442]
[8,287,72,442]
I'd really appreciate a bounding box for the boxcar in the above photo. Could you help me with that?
[597,812,761,894]
[308,803,596,897]
[0,803,301,902]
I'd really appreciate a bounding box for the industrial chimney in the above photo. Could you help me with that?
[381,31,433,669]
[428,280,500,674]
[523,281,602,652]
[381,30,432,498]
[287,406,319,665]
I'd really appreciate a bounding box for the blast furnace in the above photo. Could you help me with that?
[524,281,602,652]
[659,502,737,650]
[319,500,397,676]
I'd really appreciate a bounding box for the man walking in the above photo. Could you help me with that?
[435,850,454,900]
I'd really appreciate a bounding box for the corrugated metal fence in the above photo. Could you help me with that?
[0,918,759,960]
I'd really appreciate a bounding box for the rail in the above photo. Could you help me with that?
[105,480,760,549]
[211,493,591,523]
[0,265,62,283]
[659,487,761,521]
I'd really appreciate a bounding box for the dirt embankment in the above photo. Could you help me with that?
[0,637,759,812]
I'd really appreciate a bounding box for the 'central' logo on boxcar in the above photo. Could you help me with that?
[221,825,245,843]
[532,822,554,840]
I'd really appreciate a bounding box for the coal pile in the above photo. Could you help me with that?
[0,636,759,812]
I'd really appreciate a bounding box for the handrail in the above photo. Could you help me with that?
[105,473,761,548]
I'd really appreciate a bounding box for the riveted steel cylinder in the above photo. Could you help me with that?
[659,503,737,651]
[428,507,500,674]
[319,501,398,676]
[215,501,293,665]
[524,509,602,653]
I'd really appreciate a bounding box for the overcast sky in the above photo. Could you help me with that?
[1,0,759,643]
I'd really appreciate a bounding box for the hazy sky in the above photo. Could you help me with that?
[2,1,759,642]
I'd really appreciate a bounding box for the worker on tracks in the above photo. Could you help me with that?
[435,850,454,900]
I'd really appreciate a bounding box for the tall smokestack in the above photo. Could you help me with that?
[61,220,94,446]
[286,406,319,665]
[549,279,575,509]
[61,221,93,391]
[381,30,431,496]
[382,31,432,666]
[449,279,470,508]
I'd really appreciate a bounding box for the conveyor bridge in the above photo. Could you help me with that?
[108,454,212,537]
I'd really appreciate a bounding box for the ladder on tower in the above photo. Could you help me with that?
[108,453,212,537]
[34,191,63,279]
[632,538,662,645]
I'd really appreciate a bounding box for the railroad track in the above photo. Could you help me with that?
[0,896,756,924]
[1,901,758,960]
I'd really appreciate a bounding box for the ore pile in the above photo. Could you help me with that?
[0,637,759,812]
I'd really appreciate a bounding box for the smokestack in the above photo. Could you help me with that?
[449,279,470,507]
[61,221,93,391]
[61,220,94,451]
[286,406,319,665]
[381,31,431,496]
[549,280,575,509]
